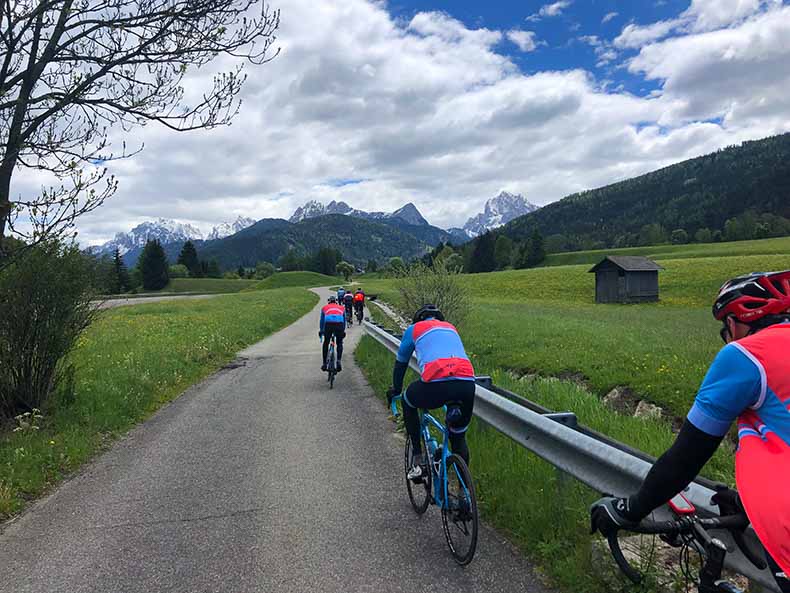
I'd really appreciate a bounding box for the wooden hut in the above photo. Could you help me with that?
[588,256,663,303]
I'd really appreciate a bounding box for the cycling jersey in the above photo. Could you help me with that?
[343,294,354,306]
[320,303,346,333]
[354,292,365,303]
[396,319,475,383]
[337,288,346,300]
[687,324,790,574]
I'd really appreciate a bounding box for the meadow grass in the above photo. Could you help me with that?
[247,271,339,290]
[355,336,733,592]
[0,288,317,518]
[157,278,258,293]
[543,235,790,267]
[356,251,790,421]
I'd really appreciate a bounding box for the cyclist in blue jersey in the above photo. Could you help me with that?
[320,296,346,372]
[336,287,346,301]
[591,270,790,591]
[387,305,476,481]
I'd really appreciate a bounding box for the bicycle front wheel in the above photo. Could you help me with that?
[405,436,431,515]
[441,454,478,565]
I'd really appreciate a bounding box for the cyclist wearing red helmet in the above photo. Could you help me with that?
[592,270,790,591]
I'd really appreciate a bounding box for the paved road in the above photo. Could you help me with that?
[0,288,551,593]
[96,293,226,310]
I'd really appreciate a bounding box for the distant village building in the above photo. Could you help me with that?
[588,256,663,303]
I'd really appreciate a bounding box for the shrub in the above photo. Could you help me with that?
[0,241,95,417]
[169,264,189,278]
[255,261,275,279]
[395,259,470,328]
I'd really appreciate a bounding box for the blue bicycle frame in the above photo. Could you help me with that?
[390,394,468,511]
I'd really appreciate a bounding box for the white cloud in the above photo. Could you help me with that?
[506,29,538,52]
[579,35,619,67]
[614,18,683,48]
[614,0,781,49]
[602,12,619,24]
[527,1,572,22]
[630,6,790,127]
[9,0,787,246]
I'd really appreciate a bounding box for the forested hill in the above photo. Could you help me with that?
[501,133,790,248]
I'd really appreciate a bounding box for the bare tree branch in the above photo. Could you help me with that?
[0,0,280,252]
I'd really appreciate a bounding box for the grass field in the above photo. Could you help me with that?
[543,235,790,267]
[357,249,790,422]
[0,288,317,518]
[247,271,339,290]
[156,278,259,293]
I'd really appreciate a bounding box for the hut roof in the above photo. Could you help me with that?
[588,255,664,273]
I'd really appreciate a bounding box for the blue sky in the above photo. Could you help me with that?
[388,1,687,94]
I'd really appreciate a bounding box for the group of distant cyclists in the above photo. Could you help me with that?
[318,286,366,373]
[316,270,790,585]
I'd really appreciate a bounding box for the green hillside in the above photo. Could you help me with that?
[247,271,339,290]
[542,235,790,267]
[502,133,790,248]
[194,214,444,269]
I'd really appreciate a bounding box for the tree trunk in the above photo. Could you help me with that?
[0,160,13,242]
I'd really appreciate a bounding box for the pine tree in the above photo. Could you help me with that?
[177,240,200,277]
[108,248,130,293]
[139,239,170,290]
[468,231,496,273]
[207,259,221,278]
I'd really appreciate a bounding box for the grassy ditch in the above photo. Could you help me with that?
[0,288,317,519]
[355,335,733,592]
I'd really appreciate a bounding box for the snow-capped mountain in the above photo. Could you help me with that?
[89,218,204,256]
[451,192,539,238]
[207,216,255,240]
[289,200,430,226]
[89,216,255,256]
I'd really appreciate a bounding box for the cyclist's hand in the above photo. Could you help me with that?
[711,486,742,516]
[318,332,323,340]
[590,497,639,536]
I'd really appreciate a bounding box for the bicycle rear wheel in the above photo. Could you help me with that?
[442,454,478,565]
[328,347,336,389]
[405,435,431,514]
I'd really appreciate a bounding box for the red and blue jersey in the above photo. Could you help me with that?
[687,324,790,574]
[396,319,475,383]
[320,303,346,332]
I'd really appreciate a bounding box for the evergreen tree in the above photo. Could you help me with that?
[237,265,245,278]
[109,248,130,293]
[366,259,378,273]
[207,259,222,278]
[138,239,169,290]
[315,247,342,276]
[468,231,496,273]
[493,235,514,270]
[177,240,201,277]
[278,248,303,271]
[526,229,546,267]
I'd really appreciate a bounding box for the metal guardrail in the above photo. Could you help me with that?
[362,319,779,591]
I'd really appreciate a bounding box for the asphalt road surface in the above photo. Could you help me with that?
[0,288,552,593]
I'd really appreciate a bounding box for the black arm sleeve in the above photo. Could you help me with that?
[393,361,409,394]
[626,420,724,521]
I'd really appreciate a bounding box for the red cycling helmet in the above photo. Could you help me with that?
[712,270,790,323]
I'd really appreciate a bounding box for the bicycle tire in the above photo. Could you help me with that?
[441,454,478,565]
[328,347,336,389]
[405,436,431,515]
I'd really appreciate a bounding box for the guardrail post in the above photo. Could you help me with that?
[544,413,579,499]
[475,376,493,389]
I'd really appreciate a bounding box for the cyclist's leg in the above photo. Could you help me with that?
[445,381,475,466]
[403,381,432,460]
[767,553,790,593]
[322,331,331,365]
[335,328,345,361]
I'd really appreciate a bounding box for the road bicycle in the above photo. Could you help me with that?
[355,305,364,325]
[389,393,479,565]
[324,335,338,389]
[345,307,353,327]
[598,489,768,593]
